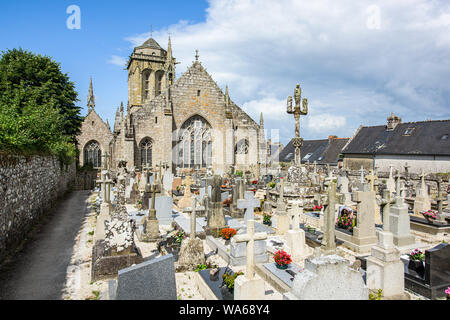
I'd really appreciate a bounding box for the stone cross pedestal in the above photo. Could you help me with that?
[178,175,194,209]
[177,196,205,271]
[286,205,309,264]
[233,219,267,300]
[390,175,415,248]
[237,191,260,222]
[140,182,160,242]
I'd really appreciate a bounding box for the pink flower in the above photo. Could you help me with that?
[446,287,450,295]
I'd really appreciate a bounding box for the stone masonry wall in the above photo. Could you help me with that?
[0,153,76,263]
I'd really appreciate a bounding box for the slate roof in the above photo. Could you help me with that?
[136,38,165,51]
[342,120,450,156]
[279,137,349,164]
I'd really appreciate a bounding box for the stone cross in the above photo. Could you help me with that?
[190,197,199,240]
[183,175,194,196]
[101,152,110,170]
[313,161,317,173]
[237,191,261,222]
[287,83,308,165]
[365,169,378,192]
[404,162,411,179]
[233,219,268,279]
[149,182,157,220]
[360,166,365,183]
[287,205,302,231]
[394,172,405,206]
[322,181,337,254]
[379,189,395,232]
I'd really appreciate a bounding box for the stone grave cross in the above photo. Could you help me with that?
[365,169,378,192]
[237,191,261,222]
[233,219,268,280]
[190,197,199,240]
[149,182,157,220]
[287,204,302,231]
[183,175,194,196]
[360,166,365,183]
[322,181,337,254]
[379,189,395,232]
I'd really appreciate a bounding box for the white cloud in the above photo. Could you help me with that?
[108,55,127,67]
[117,0,450,143]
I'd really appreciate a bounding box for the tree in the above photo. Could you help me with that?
[0,48,81,163]
[0,48,82,138]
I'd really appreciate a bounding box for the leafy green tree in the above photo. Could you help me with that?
[0,48,81,163]
[0,48,82,138]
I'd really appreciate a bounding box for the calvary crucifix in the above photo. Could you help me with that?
[287,83,308,165]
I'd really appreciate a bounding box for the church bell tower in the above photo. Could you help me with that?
[127,36,176,111]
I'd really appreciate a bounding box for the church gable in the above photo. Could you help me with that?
[77,110,113,156]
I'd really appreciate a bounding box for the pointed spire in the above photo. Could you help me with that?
[225,85,230,105]
[167,35,173,61]
[260,112,264,128]
[195,49,199,62]
[120,101,124,121]
[87,77,95,111]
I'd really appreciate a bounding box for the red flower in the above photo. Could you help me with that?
[220,228,237,240]
[274,250,292,266]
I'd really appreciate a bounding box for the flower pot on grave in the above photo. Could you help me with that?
[408,259,425,277]
[223,239,231,245]
[220,285,234,300]
[275,263,289,270]
[447,294,450,301]
[263,220,272,226]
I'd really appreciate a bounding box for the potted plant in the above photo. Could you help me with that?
[446,287,450,300]
[220,228,237,244]
[306,225,316,234]
[336,214,356,233]
[421,209,438,223]
[174,230,186,244]
[263,213,272,226]
[268,181,276,189]
[221,270,243,300]
[407,248,425,277]
[313,205,323,212]
[273,250,292,270]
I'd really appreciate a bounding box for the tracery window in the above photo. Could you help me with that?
[84,141,101,168]
[177,115,212,168]
[235,139,249,154]
[140,138,153,168]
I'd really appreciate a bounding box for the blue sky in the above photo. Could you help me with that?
[1,0,450,145]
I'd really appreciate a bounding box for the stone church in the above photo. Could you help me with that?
[76,36,267,175]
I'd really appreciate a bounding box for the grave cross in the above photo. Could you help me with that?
[183,175,194,196]
[287,83,308,165]
[287,205,302,231]
[101,152,110,170]
[360,166,365,183]
[394,172,405,205]
[237,191,261,222]
[365,169,378,192]
[379,189,395,231]
[149,182,157,220]
[190,197,199,240]
[233,219,268,279]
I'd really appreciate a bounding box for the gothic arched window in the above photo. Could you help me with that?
[235,139,249,154]
[84,140,101,168]
[142,70,151,102]
[155,70,164,96]
[177,115,212,168]
[140,138,153,168]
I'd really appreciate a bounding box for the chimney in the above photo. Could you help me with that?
[386,112,402,131]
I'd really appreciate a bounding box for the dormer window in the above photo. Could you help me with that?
[441,134,448,140]
[303,153,313,160]
[403,127,415,136]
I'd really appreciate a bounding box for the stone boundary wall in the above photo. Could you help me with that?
[0,153,76,262]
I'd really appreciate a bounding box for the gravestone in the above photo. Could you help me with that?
[286,205,310,264]
[405,243,450,299]
[206,175,226,231]
[284,255,368,300]
[155,195,174,225]
[110,255,177,300]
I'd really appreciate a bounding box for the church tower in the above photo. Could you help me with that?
[127,36,176,111]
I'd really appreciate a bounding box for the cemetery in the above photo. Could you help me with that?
[0,3,449,305]
[57,82,449,301]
